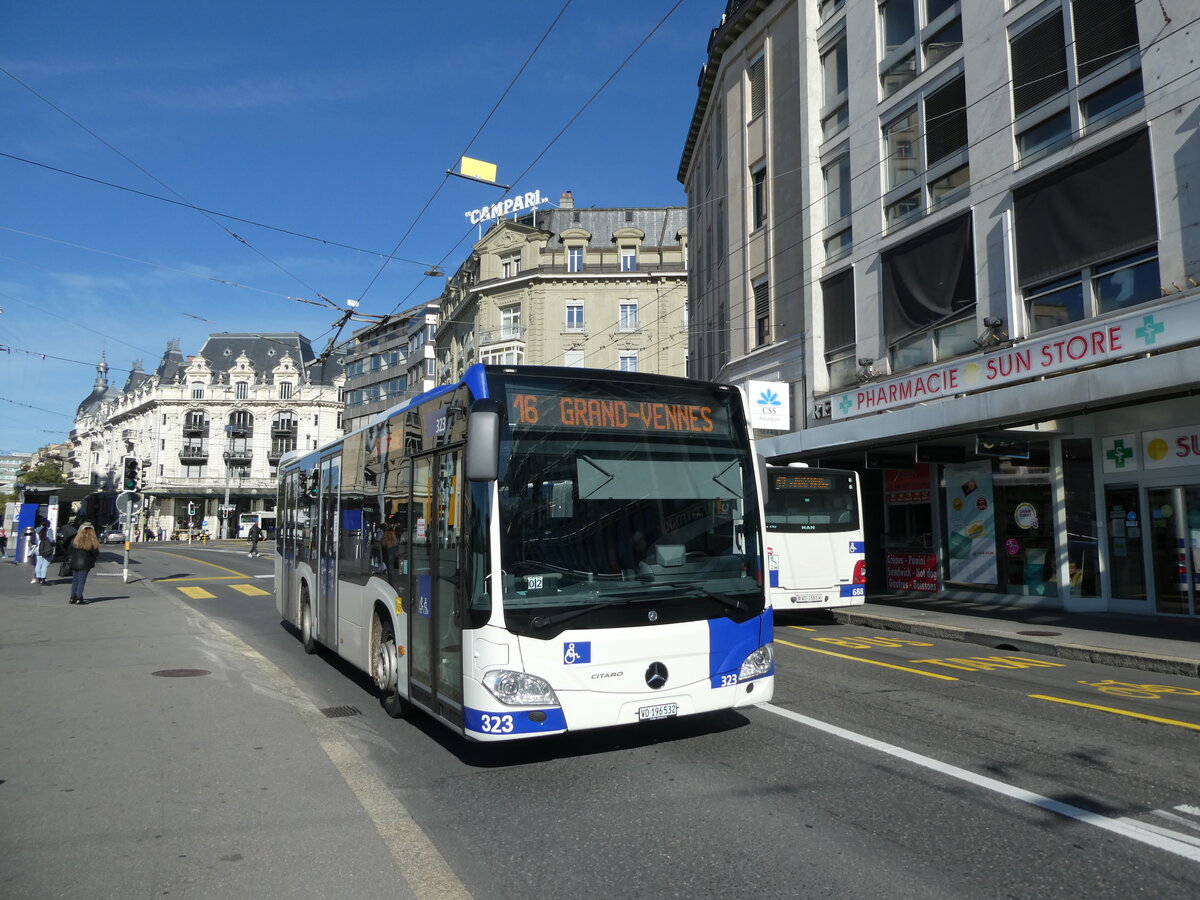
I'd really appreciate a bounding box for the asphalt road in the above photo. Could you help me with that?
[137,543,1200,899]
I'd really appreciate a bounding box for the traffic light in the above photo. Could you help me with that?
[187,501,197,517]
[122,456,139,491]
[308,468,320,499]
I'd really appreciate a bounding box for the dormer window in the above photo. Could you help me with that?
[567,246,584,273]
[502,254,521,278]
[235,381,249,400]
[620,246,637,272]
[279,382,293,400]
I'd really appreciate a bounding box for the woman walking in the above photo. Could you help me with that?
[68,523,101,605]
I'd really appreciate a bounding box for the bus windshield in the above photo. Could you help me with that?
[492,374,764,636]
[764,469,860,532]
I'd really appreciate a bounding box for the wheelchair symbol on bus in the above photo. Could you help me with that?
[563,641,591,664]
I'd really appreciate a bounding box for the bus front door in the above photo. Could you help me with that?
[408,451,464,726]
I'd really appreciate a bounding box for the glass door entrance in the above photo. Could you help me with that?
[1147,485,1200,616]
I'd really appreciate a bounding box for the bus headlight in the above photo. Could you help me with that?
[482,670,560,707]
[739,645,773,680]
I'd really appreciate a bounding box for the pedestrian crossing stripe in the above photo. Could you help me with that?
[178,586,216,599]
[230,584,271,596]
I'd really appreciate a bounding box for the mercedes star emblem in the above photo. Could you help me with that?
[645,662,668,690]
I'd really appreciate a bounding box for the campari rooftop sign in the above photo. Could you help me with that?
[464,189,547,226]
[832,296,1196,421]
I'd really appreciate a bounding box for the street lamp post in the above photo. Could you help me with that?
[223,423,233,540]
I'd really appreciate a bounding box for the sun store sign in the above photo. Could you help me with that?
[831,297,1196,421]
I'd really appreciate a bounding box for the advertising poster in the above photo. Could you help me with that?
[944,462,997,585]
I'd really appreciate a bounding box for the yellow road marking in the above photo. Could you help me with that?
[773,637,959,680]
[1029,694,1200,732]
[142,547,249,577]
[177,586,217,599]
[230,584,271,596]
[786,624,817,632]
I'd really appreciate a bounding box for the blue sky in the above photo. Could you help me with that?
[0,0,718,454]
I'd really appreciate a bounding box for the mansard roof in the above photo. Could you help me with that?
[195,332,339,385]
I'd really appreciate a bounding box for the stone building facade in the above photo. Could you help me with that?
[71,333,343,538]
[437,193,689,383]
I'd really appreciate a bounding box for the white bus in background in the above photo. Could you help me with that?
[763,463,866,609]
[238,510,276,539]
[274,364,775,742]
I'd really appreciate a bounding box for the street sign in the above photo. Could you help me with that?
[116,491,142,516]
[202,519,209,528]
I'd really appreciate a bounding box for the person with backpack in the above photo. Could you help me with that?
[247,522,263,558]
[32,518,54,585]
[67,523,101,604]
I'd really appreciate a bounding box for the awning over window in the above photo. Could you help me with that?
[1014,128,1156,287]
[882,212,975,343]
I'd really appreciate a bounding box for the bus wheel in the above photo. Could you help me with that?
[374,615,410,719]
[300,592,317,655]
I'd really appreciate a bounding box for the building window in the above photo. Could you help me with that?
[620,247,637,272]
[481,343,525,365]
[1025,249,1159,333]
[500,305,521,340]
[822,269,856,390]
[821,35,849,139]
[753,280,771,346]
[235,381,248,400]
[879,1,961,97]
[882,213,976,371]
[191,384,204,399]
[1011,1,1142,163]
[502,254,521,278]
[278,381,292,400]
[567,246,584,273]
[751,167,767,230]
[882,72,969,228]
[565,300,585,332]
[619,352,638,373]
[619,301,639,332]
[747,54,765,120]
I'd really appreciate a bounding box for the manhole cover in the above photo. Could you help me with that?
[319,705,362,718]
[152,668,211,677]
[1016,631,1061,637]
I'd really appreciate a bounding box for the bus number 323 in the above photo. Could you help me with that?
[480,714,516,733]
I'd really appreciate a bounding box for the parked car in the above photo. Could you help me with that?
[101,527,125,544]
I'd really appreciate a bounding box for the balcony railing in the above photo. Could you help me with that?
[223,449,252,463]
[183,424,209,436]
[479,325,527,345]
[179,446,208,461]
[271,423,298,435]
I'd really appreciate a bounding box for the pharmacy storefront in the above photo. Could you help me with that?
[759,296,1200,618]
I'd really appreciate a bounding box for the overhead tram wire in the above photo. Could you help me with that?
[0,64,341,312]
[358,0,575,317]
[0,151,440,273]
[381,0,688,319]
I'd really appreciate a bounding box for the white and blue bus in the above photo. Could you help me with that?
[763,464,866,609]
[276,365,774,742]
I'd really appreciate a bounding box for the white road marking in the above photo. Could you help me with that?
[761,702,1200,863]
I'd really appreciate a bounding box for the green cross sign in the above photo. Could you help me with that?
[839,394,854,414]
[1106,438,1135,469]
[1135,315,1165,346]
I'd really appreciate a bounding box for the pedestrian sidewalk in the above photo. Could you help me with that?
[0,553,425,899]
[828,593,1200,678]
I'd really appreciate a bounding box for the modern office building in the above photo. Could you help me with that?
[341,304,441,434]
[436,192,689,383]
[679,0,1200,616]
[0,451,33,497]
[70,334,343,538]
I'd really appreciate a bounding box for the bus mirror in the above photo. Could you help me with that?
[466,399,503,482]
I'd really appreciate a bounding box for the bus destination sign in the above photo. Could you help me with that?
[771,473,840,491]
[508,391,718,435]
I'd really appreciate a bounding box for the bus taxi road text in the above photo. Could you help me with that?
[776,627,1200,731]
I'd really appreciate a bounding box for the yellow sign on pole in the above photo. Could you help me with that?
[460,156,498,183]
